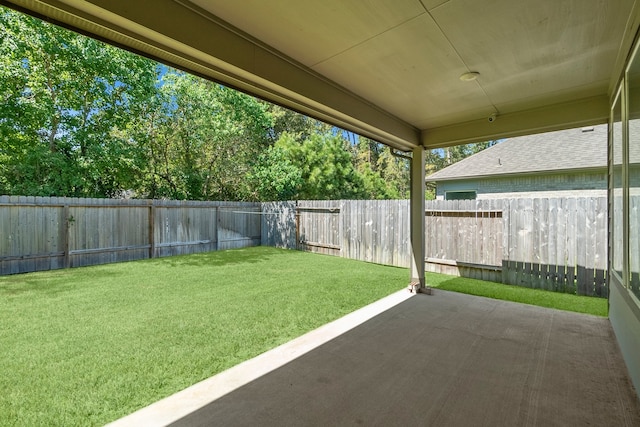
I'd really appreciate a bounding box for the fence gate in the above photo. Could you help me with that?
[296,201,341,255]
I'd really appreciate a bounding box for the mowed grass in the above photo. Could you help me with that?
[0,247,407,426]
[426,273,608,317]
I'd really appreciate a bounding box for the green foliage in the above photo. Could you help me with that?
[358,161,395,199]
[0,8,157,197]
[249,144,302,201]
[137,72,273,200]
[360,138,410,199]
[265,103,332,142]
[262,132,364,200]
[293,133,365,199]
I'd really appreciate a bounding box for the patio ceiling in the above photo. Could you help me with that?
[3,0,639,150]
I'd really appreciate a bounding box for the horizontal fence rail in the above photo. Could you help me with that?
[0,196,261,275]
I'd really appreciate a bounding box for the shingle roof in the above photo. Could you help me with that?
[426,125,608,182]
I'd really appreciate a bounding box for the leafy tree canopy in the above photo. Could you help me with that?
[0,7,157,197]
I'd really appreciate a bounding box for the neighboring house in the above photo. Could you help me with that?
[426,125,607,200]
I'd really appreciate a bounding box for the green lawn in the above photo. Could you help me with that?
[0,247,407,426]
[0,247,608,426]
[426,273,608,317]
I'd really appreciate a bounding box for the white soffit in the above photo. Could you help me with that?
[189,0,426,69]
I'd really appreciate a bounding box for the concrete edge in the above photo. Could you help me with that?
[106,289,415,426]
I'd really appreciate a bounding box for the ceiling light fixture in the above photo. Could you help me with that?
[459,71,480,81]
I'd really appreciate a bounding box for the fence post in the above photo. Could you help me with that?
[215,206,220,251]
[62,203,71,269]
[295,201,300,251]
[501,199,510,285]
[339,200,344,258]
[148,201,155,259]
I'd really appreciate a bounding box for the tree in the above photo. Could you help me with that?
[352,137,408,199]
[248,144,302,201]
[255,132,367,200]
[137,71,273,200]
[265,104,332,143]
[0,7,158,197]
[376,147,410,198]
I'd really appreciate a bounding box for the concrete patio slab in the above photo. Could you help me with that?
[113,290,640,426]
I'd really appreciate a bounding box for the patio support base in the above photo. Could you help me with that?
[408,281,432,294]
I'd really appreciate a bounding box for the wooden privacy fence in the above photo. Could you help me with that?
[3,195,610,296]
[425,199,503,283]
[0,196,261,275]
[262,197,609,297]
[424,198,608,297]
[262,200,411,267]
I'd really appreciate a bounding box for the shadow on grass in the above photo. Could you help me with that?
[157,246,294,268]
[434,277,500,295]
[432,276,608,317]
[432,278,517,304]
[0,247,294,295]
[0,274,77,297]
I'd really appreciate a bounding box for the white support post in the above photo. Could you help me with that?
[409,146,426,292]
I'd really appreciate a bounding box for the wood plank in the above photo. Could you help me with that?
[531,198,542,289]
[26,197,36,273]
[492,199,503,273]
[554,198,567,292]
[592,197,606,296]
[576,198,588,295]
[8,197,19,273]
[513,198,524,286]
[17,197,27,273]
[510,198,520,286]
[62,205,70,269]
[149,204,156,258]
[566,197,577,293]
[546,198,558,291]
[584,197,598,296]
[0,197,8,274]
[501,199,511,285]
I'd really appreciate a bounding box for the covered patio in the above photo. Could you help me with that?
[4,0,640,423]
[109,290,640,426]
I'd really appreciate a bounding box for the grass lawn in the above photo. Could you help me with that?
[426,273,608,317]
[0,247,407,426]
[0,247,608,426]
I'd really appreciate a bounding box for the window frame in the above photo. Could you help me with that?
[444,190,477,201]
